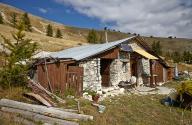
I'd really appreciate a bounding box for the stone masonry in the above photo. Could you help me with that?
[110,59,131,86]
[79,58,102,91]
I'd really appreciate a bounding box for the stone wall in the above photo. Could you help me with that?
[79,58,102,91]
[110,59,131,86]
[137,58,151,85]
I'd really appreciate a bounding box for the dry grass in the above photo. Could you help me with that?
[0,86,31,102]
[0,24,88,51]
[78,95,192,125]
[78,82,192,125]
[0,82,191,125]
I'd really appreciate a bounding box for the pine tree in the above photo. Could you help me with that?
[99,32,104,43]
[22,12,32,31]
[151,41,162,55]
[87,29,98,43]
[11,12,17,28]
[46,24,53,37]
[183,51,192,64]
[55,28,62,38]
[152,41,156,53]
[172,51,181,63]
[165,51,172,60]
[0,23,37,88]
[156,41,162,55]
[0,13,3,24]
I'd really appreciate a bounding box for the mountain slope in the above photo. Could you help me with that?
[0,3,192,52]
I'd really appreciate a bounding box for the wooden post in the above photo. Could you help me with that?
[150,60,154,87]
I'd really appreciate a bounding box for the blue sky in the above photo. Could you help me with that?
[1,0,106,29]
[1,0,192,38]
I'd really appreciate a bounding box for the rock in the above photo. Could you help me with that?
[67,95,74,99]
[96,91,102,95]
[130,76,137,84]
[119,88,125,93]
[83,92,89,96]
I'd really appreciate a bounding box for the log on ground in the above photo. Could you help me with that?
[0,99,93,121]
[0,107,79,125]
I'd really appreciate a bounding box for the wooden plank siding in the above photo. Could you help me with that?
[95,47,119,59]
[167,67,174,81]
[37,62,83,96]
[152,61,165,83]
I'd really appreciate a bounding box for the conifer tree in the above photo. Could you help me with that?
[87,29,98,43]
[172,51,181,63]
[0,13,3,24]
[151,41,162,55]
[165,51,172,60]
[11,12,17,28]
[46,24,53,37]
[55,28,62,38]
[0,23,37,88]
[183,51,192,64]
[22,12,32,31]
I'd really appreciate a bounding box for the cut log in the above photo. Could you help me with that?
[28,79,65,104]
[0,111,37,125]
[0,99,93,121]
[51,107,78,113]
[23,93,52,107]
[1,107,79,125]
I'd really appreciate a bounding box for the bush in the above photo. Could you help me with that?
[177,81,192,96]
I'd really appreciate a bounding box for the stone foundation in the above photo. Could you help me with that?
[79,58,102,91]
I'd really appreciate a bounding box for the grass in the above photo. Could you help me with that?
[0,82,191,125]
[78,95,191,125]
[78,81,192,125]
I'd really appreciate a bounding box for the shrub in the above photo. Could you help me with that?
[177,81,192,96]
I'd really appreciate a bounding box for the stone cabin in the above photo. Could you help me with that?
[32,36,173,95]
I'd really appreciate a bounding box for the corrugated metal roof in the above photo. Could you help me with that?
[49,36,136,61]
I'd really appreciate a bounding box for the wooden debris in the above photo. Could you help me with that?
[0,99,93,121]
[23,92,53,107]
[28,79,65,104]
[1,107,79,125]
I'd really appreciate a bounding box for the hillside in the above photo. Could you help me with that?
[0,3,192,52]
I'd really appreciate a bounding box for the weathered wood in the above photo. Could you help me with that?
[50,107,78,113]
[0,110,37,125]
[0,107,79,125]
[28,79,66,104]
[23,93,52,107]
[0,99,93,121]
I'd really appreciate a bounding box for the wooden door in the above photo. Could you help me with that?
[131,61,137,77]
[100,59,112,87]
[66,66,83,96]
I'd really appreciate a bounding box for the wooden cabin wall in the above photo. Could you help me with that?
[36,62,83,96]
[95,47,119,59]
[167,68,174,81]
[153,61,164,83]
